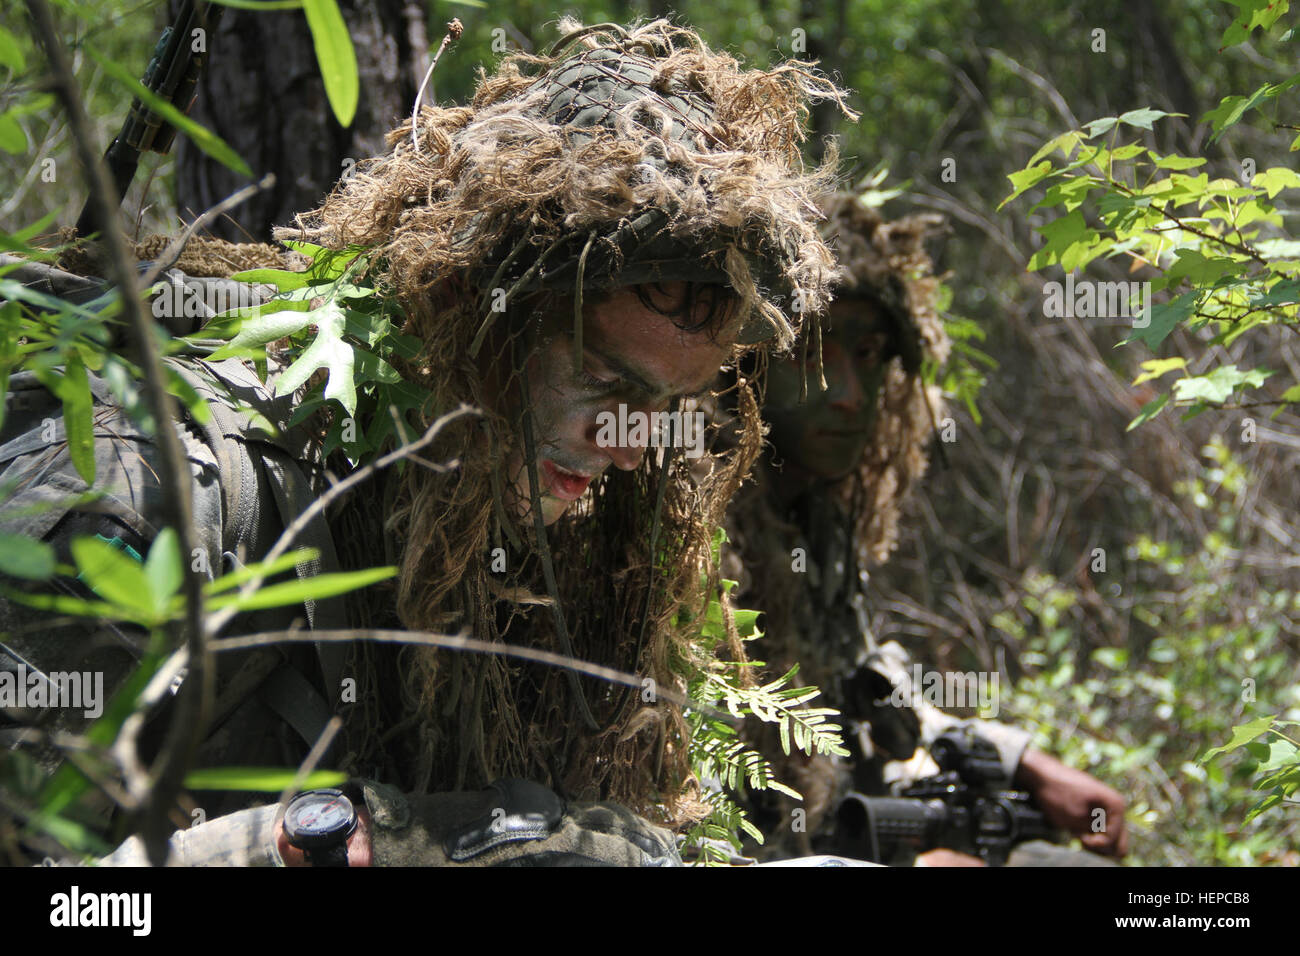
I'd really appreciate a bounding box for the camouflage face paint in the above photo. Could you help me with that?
[503,283,734,525]
[763,299,894,483]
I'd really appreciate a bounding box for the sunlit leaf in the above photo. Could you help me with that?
[303,0,359,127]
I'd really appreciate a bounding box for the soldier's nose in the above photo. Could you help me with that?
[588,409,649,471]
[606,442,646,471]
[827,356,864,413]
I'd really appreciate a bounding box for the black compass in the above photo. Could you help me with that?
[284,789,357,867]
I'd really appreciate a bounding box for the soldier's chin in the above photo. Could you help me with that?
[808,435,867,481]
[503,475,574,527]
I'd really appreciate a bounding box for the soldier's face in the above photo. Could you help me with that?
[763,300,892,483]
[503,283,736,525]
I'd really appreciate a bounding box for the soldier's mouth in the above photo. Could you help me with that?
[541,459,594,501]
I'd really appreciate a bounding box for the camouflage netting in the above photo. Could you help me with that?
[53,227,295,279]
[271,19,854,825]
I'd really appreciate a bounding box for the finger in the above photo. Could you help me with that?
[1113,820,1130,857]
[1079,830,1116,854]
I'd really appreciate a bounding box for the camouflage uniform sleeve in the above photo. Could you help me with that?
[91,802,284,867]
[869,640,1032,788]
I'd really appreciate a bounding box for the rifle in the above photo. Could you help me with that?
[832,726,1062,866]
[74,0,224,238]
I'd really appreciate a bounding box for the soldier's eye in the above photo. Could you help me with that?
[579,364,620,392]
[856,334,888,361]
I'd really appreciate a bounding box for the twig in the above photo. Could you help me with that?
[209,627,733,722]
[26,0,209,867]
[410,18,463,152]
[273,716,343,814]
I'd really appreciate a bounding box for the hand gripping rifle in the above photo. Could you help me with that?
[833,726,1062,866]
[73,0,224,238]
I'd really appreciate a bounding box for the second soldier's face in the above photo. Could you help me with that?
[763,299,893,483]
[500,283,736,526]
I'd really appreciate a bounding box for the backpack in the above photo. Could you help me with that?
[0,266,350,768]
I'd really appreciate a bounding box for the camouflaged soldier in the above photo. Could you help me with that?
[0,19,852,866]
[723,193,1128,865]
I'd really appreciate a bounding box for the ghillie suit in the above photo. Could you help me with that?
[723,194,1032,856]
[273,19,855,824]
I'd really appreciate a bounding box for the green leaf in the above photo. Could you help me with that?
[1150,153,1206,170]
[999,161,1054,210]
[303,0,359,128]
[1027,208,1096,271]
[1219,0,1292,49]
[205,566,396,613]
[164,364,213,427]
[183,767,347,792]
[207,308,316,360]
[59,354,95,485]
[143,528,183,618]
[1247,278,1300,308]
[1126,392,1169,432]
[1252,167,1300,199]
[87,47,252,177]
[0,533,55,580]
[0,112,27,154]
[1027,130,1084,168]
[228,268,315,292]
[352,346,401,385]
[1200,716,1277,763]
[1118,108,1183,131]
[4,93,54,121]
[1243,791,1285,823]
[1033,176,1100,213]
[1132,357,1186,387]
[1173,365,1273,405]
[0,280,101,319]
[1,587,123,621]
[0,210,61,259]
[0,25,26,73]
[204,548,321,595]
[70,536,155,617]
[207,0,304,8]
[1203,78,1297,141]
[1108,143,1146,161]
[274,301,357,415]
[1082,117,1118,139]
[1164,249,1248,286]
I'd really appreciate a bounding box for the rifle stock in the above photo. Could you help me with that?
[74,0,224,238]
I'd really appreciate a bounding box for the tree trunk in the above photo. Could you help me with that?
[174,0,424,242]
